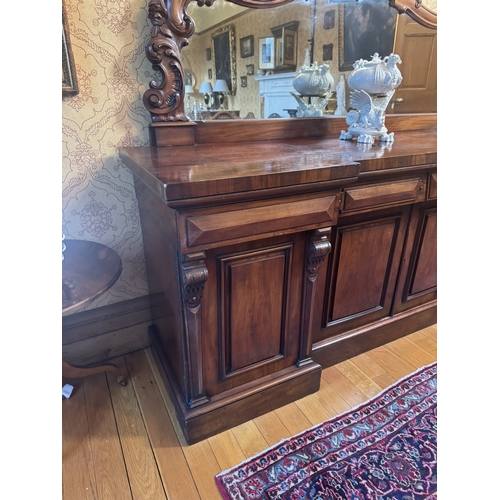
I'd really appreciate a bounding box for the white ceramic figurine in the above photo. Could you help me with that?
[340,53,403,143]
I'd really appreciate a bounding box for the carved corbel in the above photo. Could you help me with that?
[306,231,331,279]
[298,228,332,364]
[181,252,209,408]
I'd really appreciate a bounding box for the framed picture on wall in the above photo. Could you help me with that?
[276,29,297,69]
[62,4,79,96]
[184,69,195,87]
[324,10,335,30]
[258,37,275,70]
[212,24,236,95]
[338,0,397,71]
[240,35,254,58]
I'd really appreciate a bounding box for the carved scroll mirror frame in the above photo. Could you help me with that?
[142,0,436,124]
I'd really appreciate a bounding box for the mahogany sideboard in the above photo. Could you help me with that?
[120,114,437,444]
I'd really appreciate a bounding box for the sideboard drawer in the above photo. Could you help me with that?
[180,195,339,251]
[342,177,426,214]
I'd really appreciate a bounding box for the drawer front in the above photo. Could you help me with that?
[342,177,426,213]
[428,172,437,200]
[180,195,339,251]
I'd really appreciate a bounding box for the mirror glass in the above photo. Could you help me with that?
[183,0,437,119]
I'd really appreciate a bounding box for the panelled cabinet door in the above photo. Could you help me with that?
[313,206,411,343]
[202,234,306,396]
[393,202,437,314]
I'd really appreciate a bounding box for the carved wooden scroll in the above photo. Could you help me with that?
[144,0,199,122]
[389,0,437,30]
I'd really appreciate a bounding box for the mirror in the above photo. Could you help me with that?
[143,0,436,123]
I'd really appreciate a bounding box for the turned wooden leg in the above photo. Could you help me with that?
[62,360,127,386]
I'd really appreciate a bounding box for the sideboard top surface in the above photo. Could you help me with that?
[120,129,436,202]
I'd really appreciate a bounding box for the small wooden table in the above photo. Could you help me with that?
[62,239,126,385]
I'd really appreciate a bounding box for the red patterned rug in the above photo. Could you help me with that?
[216,363,437,500]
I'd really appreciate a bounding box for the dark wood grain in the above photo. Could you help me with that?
[428,172,437,200]
[181,195,338,251]
[393,202,437,314]
[409,210,437,294]
[120,126,436,203]
[132,179,187,399]
[150,327,321,444]
[324,206,410,332]
[312,302,437,368]
[342,177,425,213]
[204,234,306,395]
[148,114,436,147]
[222,246,289,372]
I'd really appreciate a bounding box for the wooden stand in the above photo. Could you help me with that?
[62,239,126,386]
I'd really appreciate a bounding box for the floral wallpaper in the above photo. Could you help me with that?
[62,0,152,310]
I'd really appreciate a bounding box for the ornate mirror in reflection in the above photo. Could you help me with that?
[142,0,436,122]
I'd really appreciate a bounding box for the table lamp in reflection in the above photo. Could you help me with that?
[199,81,213,109]
[213,79,230,109]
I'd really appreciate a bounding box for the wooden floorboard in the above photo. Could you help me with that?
[106,357,167,500]
[125,350,201,500]
[274,402,315,436]
[62,324,437,499]
[231,420,269,458]
[254,411,291,446]
[62,377,98,500]
[83,373,133,500]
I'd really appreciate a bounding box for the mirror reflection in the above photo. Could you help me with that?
[182,0,436,120]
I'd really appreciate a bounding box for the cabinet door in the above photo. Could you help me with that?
[314,206,411,342]
[393,202,437,314]
[203,234,306,396]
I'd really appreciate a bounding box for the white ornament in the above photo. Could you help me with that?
[291,49,335,117]
[340,53,403,143]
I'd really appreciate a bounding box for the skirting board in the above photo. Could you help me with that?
[62,295,152,366]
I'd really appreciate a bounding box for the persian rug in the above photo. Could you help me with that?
[215,363,437,500]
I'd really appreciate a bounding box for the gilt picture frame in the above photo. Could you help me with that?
[338,0,397,71]
[240,35,254,58]
[62,5,79,96]
[276,29,297,69]
[258,37,275,70]
[212,24,237,95]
